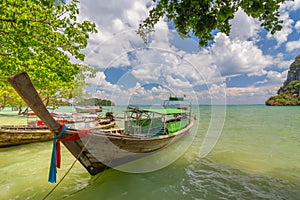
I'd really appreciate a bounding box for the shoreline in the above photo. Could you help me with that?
[0,111,36,126]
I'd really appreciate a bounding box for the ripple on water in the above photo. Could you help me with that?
[183,158,300,200]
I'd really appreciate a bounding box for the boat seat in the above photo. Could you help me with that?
[141,126,165,136]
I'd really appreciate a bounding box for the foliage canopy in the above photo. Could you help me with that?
[0,0,97,109]
[138,0,287,46]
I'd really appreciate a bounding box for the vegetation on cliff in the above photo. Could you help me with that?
[266,80,300,106]
[266,54,300,106]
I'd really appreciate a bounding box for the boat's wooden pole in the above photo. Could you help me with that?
[8,72,61,133]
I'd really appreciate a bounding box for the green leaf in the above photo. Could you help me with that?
[0,0,98,108]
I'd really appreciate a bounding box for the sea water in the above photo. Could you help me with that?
[0,105,299,199]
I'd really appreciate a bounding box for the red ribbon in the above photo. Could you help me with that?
[56,129,91,168]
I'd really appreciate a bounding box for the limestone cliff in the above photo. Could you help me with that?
[266,54,300,106]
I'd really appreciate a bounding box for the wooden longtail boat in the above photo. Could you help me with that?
[8,72,193,181]
[0,113,116,148]
[75,106,102,114]
[0,126,53,147]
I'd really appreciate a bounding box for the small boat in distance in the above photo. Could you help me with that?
[8,72,194,182]
[75,106,102,114]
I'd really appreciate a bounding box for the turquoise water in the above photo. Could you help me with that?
[0,105,299,199]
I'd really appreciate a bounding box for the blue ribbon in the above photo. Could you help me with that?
[48,125,68,183]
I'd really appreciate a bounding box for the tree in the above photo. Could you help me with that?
[138,0,286,46]
[0,85,24,111]
[76,98,115,106]
[0,0,97,110]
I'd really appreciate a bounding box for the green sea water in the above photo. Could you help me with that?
[0,105,299,199]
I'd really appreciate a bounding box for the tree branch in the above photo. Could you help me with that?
[0,18,51,25]
[0,53,11,57]
[0,29,10,34]
[0,18,15,22]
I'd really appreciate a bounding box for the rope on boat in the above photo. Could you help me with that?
[42,154,80,200]
[48,125,91,183]
[42,132,93,200]
[48,125,68,183]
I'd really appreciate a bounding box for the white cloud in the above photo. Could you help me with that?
[148,22,172,49]
[229,9,260,41]
[286,39,300,52]
[79,0,150,32]
[165,75,192,89]
[83,30,144,68]
[293,0,300,10]
[280,0,300,11]
[226,87,258,97]
[112,18,125,32]
[295,21,300,31]
[131,64,163,81]
[177,50,226,85]
[267,0,300,48]
[266,12,294,48]
[266,70,288,84]
[85,71,119,91]
[109,83,176,105]
[225,85,280,104]
[209,33,273,77]
[272,53,294,69]
[79,0,151,68]
[75,0,299,105]
[196,83,227,105]
[94,90,111,100]
[124,1,150,28]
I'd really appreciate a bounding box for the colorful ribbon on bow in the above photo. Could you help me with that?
[48,125,91,183]
[48,124,68,183]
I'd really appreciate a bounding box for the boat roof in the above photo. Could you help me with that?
[134,108,188,115]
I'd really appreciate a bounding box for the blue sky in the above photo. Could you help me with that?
[76,0,300,105]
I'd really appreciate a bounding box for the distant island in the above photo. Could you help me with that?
[266,54,300,106]
[77,98,115,106]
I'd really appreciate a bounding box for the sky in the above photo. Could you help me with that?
[74,0,300,105]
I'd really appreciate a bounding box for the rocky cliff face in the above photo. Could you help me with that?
[277,54,300,94]
[266,54,300,106]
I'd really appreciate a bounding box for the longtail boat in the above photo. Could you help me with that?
[75,106,102,114]
[0,113,116,148]
[8,72,193,182]
[0,126,53,147]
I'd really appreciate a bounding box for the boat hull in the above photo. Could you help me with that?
[75,107,102,114]
[61,121,193,175]
[0,126,53,147]
[0,121,117,148]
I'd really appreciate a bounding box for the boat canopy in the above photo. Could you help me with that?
[137,108,188,115]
